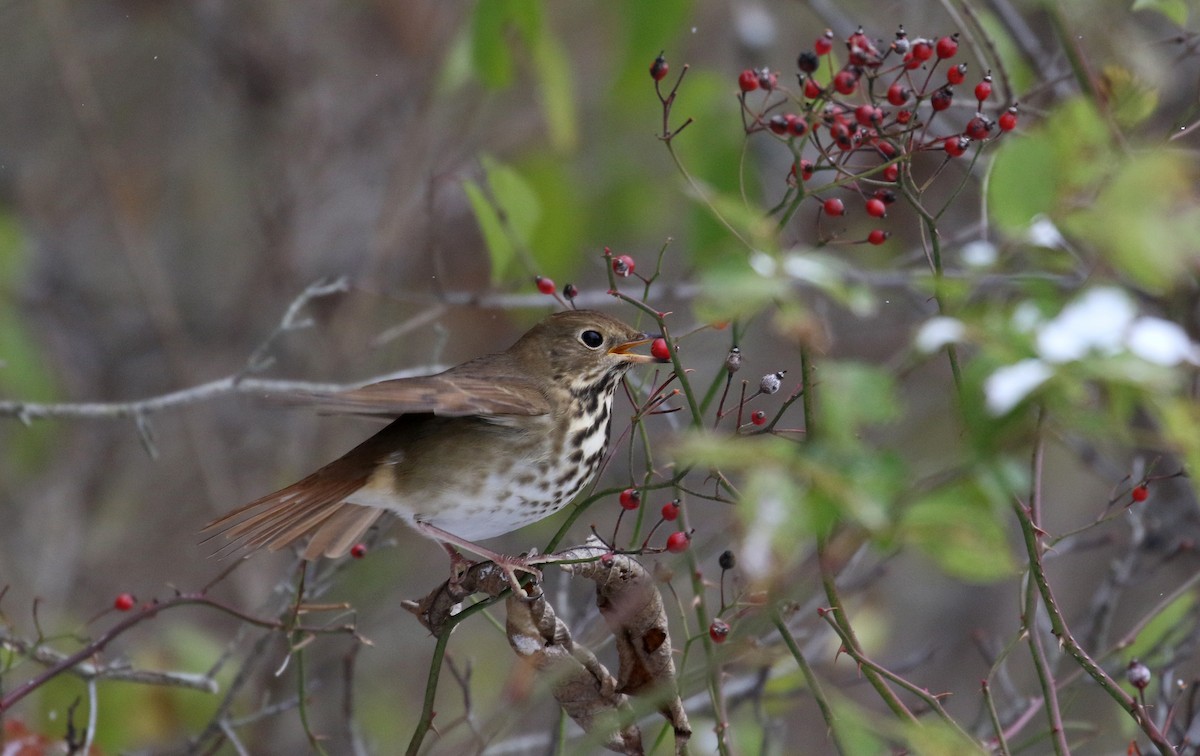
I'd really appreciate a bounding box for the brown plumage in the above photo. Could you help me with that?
[204,310,662,564]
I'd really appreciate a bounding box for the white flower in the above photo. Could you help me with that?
[1027,215,1065,248]
[914,317,966,353]
[985,359,1053,415]
[961,240,998,268]
[782,254,837,287]
[1127,317,1200,366]
[1011,301,1043,332]
[1036,287,1135,363]
[749,251,776,276]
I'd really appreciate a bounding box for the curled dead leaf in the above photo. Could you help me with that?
[506,592,643,754]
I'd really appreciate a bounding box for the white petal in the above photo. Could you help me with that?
[781,254,837,286]
[1036,288,1136,363]
[1127,317,1200,366]
[961,240,998,268]
[914,317,966,353]
[985,359,1053,415]
[749,251,776,276]
[1027,215,1065,248]
[1011,301,1043,332]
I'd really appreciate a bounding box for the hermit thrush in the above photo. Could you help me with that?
[204,310,662,585]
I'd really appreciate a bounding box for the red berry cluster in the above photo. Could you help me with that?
[737,25,1018,244]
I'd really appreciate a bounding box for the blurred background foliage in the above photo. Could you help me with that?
[1,0,1199,752]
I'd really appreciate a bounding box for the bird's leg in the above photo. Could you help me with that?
[416,522,543,595]
[441,543,474,587]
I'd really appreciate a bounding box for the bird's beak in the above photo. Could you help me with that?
[609,334,667,364]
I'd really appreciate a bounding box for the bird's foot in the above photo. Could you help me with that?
[492,552,543,599]
[421,521,549,597]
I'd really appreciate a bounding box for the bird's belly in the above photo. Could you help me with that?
[347,416,609,542]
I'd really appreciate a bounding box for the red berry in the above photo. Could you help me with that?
[944,135,969,157]
[1132,485,1149,502]
[650,337,671,361]
[833,69,858,95]
[974,75,993,102]
[650,53,669,82]
[931,87,953,112]
[896,109,912,125]
[803,77,823,99]
[947,63,967,85]
[865,197,887,218]
[757,68,778,91]
[873,139,896,158]
[665,531,691,553]
[882,163,899,182]
[887,82,909,107]
[661,500,681,521]
[965,115,992,140]
[935,35,959,59]
[787,115,808,136]
[768,114,789,135]
[855,104,882,127]
[873,188,897,204]
[750,410,767,426]
[798,159,814,181]
[911,39,934,62]
[867,229,889,245]
[535,275,555,295]
[563,283,579,300]
[846,27,880,67]
[619,488,641,511]
[998,105,1018,131]
[114,593,136,612]
[612,254,635,277]
[822,197,845,216]
[350,543,367,559]
[709,618,731,643]
[737,69,759,93]
[828,121,853,150]
[814,29,833,56]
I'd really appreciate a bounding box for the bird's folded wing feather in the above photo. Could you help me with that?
[289,355,552,417]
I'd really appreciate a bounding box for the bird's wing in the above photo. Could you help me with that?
[292,354,551,418]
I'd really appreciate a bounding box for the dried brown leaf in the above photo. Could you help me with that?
[506,593,643,754]
[557,539,691,753]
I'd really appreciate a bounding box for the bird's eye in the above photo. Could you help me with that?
[579,330,604,349]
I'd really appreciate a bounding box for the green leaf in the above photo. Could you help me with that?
[901,482,1017,583]
[694,264,792,324]
[463,155,543,284]
[462,178,516,285]
[986,129,1059,232]
[1132,0,1188,26]
[527,26,577,151]
[1063,150,1200,293]
[898,718,989,755]
[470,0,514,88]
[1099,65,1159,129]
[987,98,1114,232]
[828,698,890,755]
[517,155,588,277]
[1121,591,1195,664]
[816,362,899,447]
